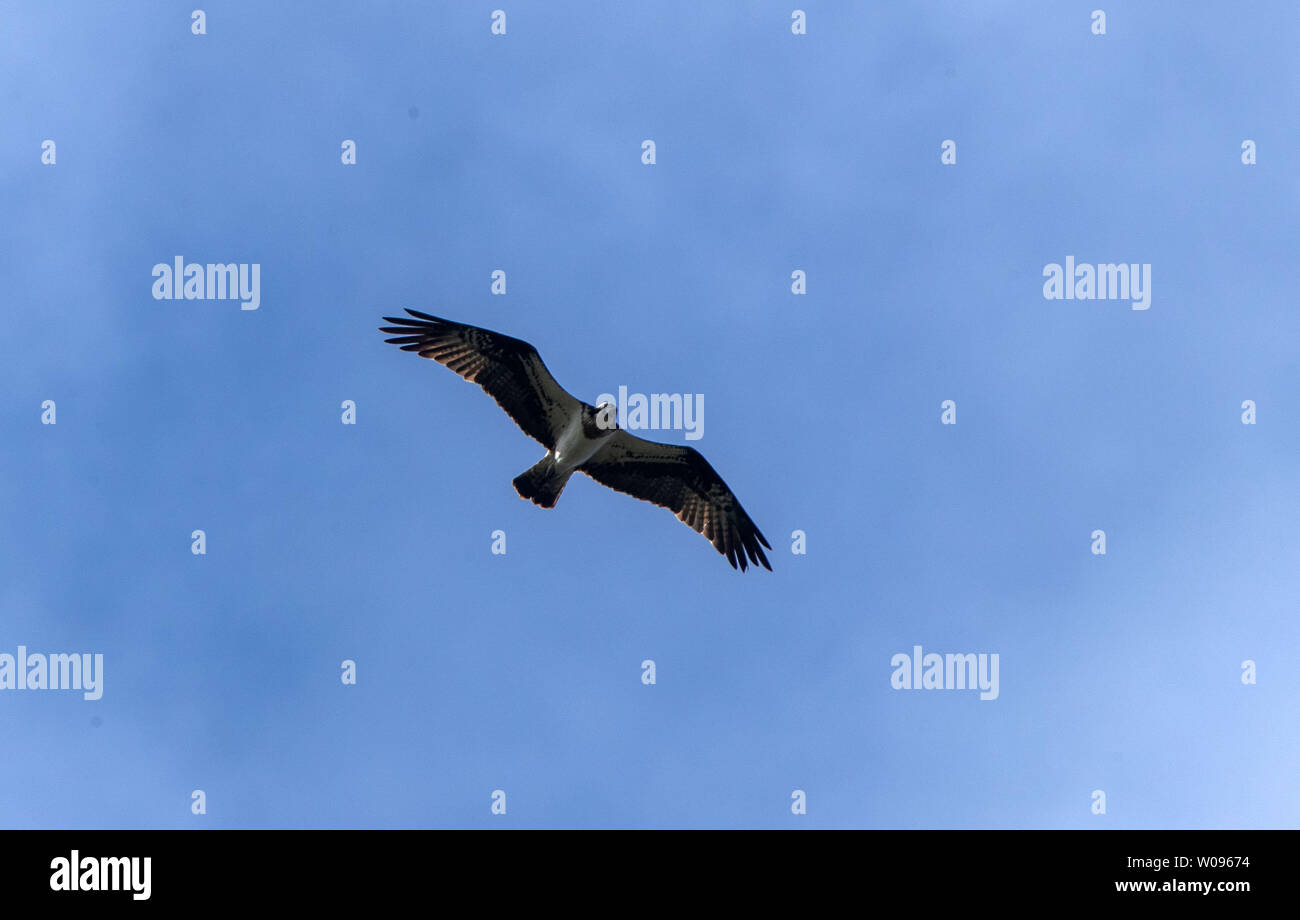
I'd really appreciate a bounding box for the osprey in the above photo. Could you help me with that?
[379,310,772,571]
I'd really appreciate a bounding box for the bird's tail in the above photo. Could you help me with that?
[513,455,571,509]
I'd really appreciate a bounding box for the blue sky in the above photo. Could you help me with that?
[2,1,1297,828]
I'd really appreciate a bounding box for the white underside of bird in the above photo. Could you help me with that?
[552,412,607,472]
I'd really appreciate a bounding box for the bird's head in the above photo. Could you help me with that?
[594,401,618,432]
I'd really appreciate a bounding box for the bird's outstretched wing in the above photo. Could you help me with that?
[379,310,584,449]
[579,430,772,571]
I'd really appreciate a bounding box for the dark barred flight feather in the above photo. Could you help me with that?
[379,309,582,449]
[579,432,772,572]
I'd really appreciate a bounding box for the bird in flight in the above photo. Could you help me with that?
[379,311,772,571]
